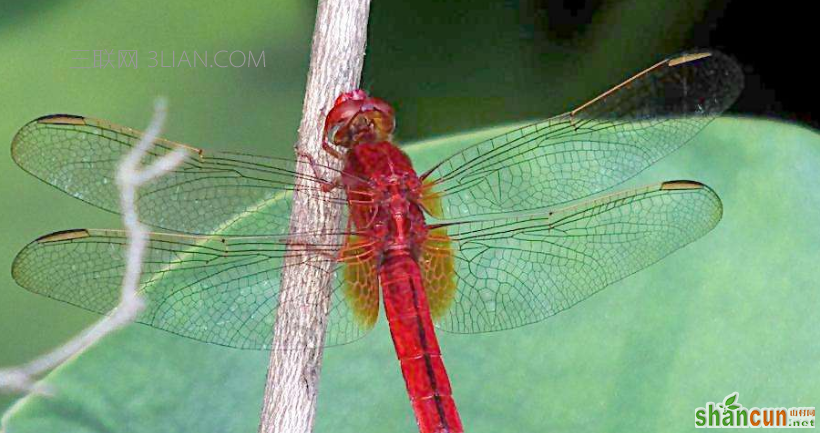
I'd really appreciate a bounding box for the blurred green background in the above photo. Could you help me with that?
[0,1,817,432]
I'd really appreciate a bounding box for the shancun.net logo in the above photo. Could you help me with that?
[695,392,815,428]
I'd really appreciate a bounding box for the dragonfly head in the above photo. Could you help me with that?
[324,90,395,150]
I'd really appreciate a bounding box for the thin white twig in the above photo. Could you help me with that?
[0,98,188,395]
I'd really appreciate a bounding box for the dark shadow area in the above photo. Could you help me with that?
[689,0,817,129]
[365,0,815,134]
[0,0,65,28]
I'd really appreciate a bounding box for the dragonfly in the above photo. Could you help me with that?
[9,51,742,433]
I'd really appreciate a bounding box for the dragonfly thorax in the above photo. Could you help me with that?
[341,140,428,258]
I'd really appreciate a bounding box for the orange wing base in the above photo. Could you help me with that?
[419,179,444,219]
[339,236,380,328]
[419,227,457,321]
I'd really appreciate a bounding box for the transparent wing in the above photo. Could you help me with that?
[11,229,377,349]
[11,115,355,236]
[428,180,722,333]
[420,51,742,220]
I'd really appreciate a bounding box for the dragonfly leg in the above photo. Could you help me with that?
[286,241,340,261]
[296,149,343,193]
[321,140,345,160]
[287,235,374,263]
[285,218,367,262]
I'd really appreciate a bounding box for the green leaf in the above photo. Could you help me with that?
[728,405,740,410]
[3,117,819,433]
[725,393,737,406]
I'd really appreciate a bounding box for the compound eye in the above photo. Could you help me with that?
[325,124,342,147]
[326,120,357,149]
[324,99,365,147]
[334,89,369,106]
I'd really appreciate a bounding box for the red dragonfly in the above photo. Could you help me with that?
[10,51,741,433]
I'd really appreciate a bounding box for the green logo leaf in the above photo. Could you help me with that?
[720,392,740,413]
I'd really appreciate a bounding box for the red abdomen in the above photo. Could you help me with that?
[380,251,463,433]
